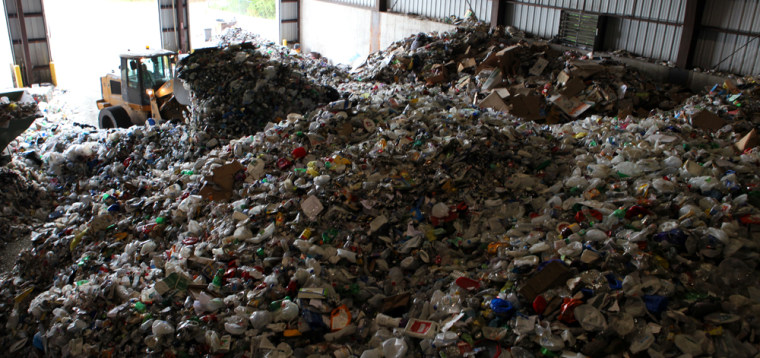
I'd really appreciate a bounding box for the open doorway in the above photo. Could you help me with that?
[44,0,161,126]
[188,0,278,49]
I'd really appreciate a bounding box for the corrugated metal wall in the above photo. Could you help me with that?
[505,1,560,39]
[158,0,190,53]
[388,0,492,23]
[280,0,299,42]
[504,0,685,63]
[692,0,760,75]
[3,0,52,85]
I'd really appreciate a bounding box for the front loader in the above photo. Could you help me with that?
[96,49,190,128]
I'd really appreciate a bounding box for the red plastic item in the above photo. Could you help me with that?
[457,341,473,354]
[455,276,481,291]
[276,157,292,169]
[182,237,199,245]
[557,297,583,324]
[740,214,760,225]
[575,209,603,223]
[287,280,298,295]
[292,147,307,159]
[532,295,547,315]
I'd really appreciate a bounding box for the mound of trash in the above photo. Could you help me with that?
[1,20,760,358]
[177,41,342,138]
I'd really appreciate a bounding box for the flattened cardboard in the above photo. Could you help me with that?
[495,45,520,57]
[545,106,563,125]
[199,161,244,201]
[478,92,510,112]
[552,95,592,118]
[735,128,759,152]
[509,85,533,97]
[381,292,411,314]
[477,45,520,74]
[529,57,549,76]
[570,61,603,78]
[458,58,476,73]
[492,88,510,99]
[426,64,448,85]
[561,78,586,97]
[690,110,726,132]
[498,46,521,77]
[338,122,353,137]
[476,50,500,72]
[519,261,572,301]
[455,76,471,91]
[508,94,545,121]
[426,73,447,85]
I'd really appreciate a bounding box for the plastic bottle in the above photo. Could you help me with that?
[152,320,175,335]
[536,322,564,351]
[382,337,408,358]
[275,299,299,321]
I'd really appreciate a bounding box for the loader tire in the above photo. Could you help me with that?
[99,106,132,129]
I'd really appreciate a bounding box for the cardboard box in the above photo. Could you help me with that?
[690,110,726,132]
[561,77,586,97]
[735,128,759,152]
[508,94,545,121]
[519,261,572,301]
[199,161,244,201]
[478,92,510,112]
[570,60,603,78]
[492,88,510,99]
[458,58,476,73]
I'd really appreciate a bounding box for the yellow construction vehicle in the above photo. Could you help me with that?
[96,49,190,128]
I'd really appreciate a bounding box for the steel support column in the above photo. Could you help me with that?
[12,0,32,83]
[491,0,505,28]
[675,0,704,69]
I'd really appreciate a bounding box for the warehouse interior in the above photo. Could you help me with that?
[1,0,760,357]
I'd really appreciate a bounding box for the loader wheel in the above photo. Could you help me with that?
[99,106,132,129]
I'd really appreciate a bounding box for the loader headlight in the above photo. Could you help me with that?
[146,89,154,97]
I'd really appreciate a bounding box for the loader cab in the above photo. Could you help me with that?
[119,49,177,107]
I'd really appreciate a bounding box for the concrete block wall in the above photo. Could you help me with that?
[300,0,373,67]
[300,0,456,67]
[378,12,455,51]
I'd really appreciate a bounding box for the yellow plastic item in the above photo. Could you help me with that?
[70,228,89,251]
[283,329,300,337]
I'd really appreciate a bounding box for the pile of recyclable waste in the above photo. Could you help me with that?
[1,20,760,358]
[0,90,49,246]
[177,30,349,138]
[353,20,693,125]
